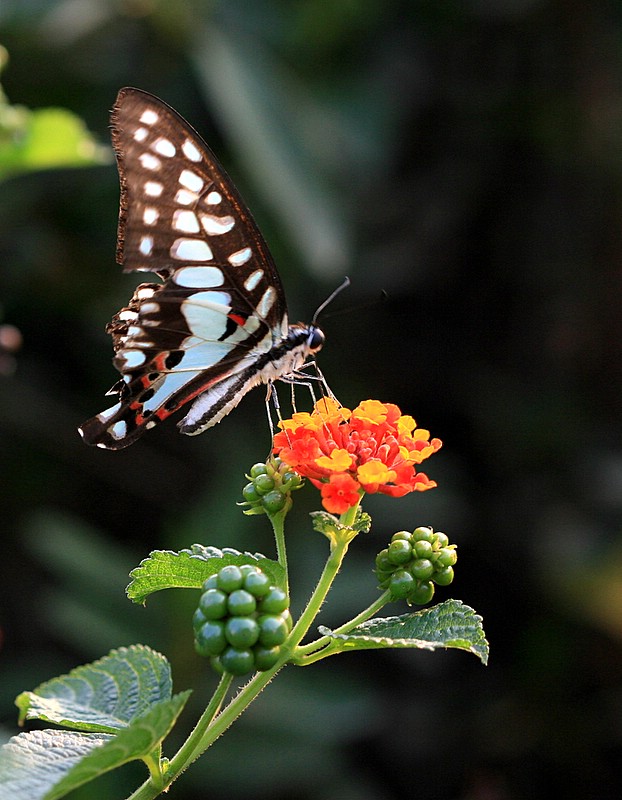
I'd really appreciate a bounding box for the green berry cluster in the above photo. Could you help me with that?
[375,526,457,605]
[241,457,303,516]
[193,564,292,676]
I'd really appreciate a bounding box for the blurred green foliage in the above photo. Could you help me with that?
[1,1,622,799]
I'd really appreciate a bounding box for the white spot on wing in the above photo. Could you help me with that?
[140,153,161,171]
[244,269,264,291]
[143,207,159,225]
[97,402,121,422]
[141,370,201,412]
[118,309,138,321]
[134,127,148,142]
[175,189,199,206]
[257,286,277,318]
[170,238,213,261]
[145,181,163,197]
[181,291,232,344]
[139,236,154,256]
[140,302,160,314]
[111,420,127,439]
[174,266,224,288]
[136,286,156,299]
[179,169,204,193]
[228,247,253,267]
[205,191,222,205]
[182,138,202,162]
[200,214,235,235]
[139,109,159,125]
[152,137,176,157]
[173,209,200,234]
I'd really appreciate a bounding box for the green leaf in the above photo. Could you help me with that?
[16,645,172,733]
[0,730,112,800]
[0,692,190,800]
[127,545,286,604]
[318,600,489,664]
[0,106,109,181]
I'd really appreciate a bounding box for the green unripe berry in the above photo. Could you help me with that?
[389,569,415,599]
[375,548,392,572]
[257,614,289,647]
[242,483,261,503]
[202,574,218,591]
[436,547,457,567]
[282,471,301,488]
[253,474,276,495]
[192,607,206,632]
[433,566,454,586]
[220,646,256,676]
[249,463,269,479]
[434,531,449,548]
[225,616,260,648]
[388,539,412,565]
[227,589,257,616]
[216,565,244,593]
[409,581,435,605]
[195,620,227,657]
[254,645,281,671]
[199,589,228,620]
[391,531,412,543]
[375,570,392,587]
[243,569,272,598]
[413,539,434,559]
[410,558,435,581]
[281,609,293,631]
[261,490,287,514]
[259,587,289,614]
[412,526,434,543]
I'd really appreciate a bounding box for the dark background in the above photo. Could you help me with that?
[2,1,622,798]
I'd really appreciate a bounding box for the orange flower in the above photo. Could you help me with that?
[272,398,442,515]
[320,473,362,515]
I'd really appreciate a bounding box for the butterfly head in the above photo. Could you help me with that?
[307,325,325,354]
[286,323,325,355]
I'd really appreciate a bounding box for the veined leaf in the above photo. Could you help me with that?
[318,600,489,664]
[0,693,190,800]
[16,644,172,732]
[127,545,285,604]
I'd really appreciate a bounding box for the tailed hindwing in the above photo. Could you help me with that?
[79,87,298,450]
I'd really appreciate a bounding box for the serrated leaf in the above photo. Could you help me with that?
[47,692,190,799]
[0,692,190,800]
[318,600,489,664]
[0,730,112,800]
[310,509,369,547]
[16,645,172,732]
[127,546,285,604]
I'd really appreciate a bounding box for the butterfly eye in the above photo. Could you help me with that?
[307,327,325,353]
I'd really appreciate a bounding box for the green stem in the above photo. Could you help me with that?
[285,499,363,649]
[125,673,233,800]
[270,509,289,595]
[125,499,364,799]
[294,590,391,662]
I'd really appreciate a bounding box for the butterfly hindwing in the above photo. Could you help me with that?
[79,88,299,449]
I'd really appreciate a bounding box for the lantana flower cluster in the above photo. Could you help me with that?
[272,398,442,515]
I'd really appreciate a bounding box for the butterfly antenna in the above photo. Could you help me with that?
[312,276,351,325]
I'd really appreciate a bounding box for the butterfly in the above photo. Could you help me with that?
[79,87,326,450]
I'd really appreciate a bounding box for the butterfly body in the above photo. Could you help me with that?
[79,88,324,450]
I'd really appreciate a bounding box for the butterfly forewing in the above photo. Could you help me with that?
[79,88,314,450]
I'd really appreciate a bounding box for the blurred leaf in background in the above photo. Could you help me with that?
[0,46,108,181]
